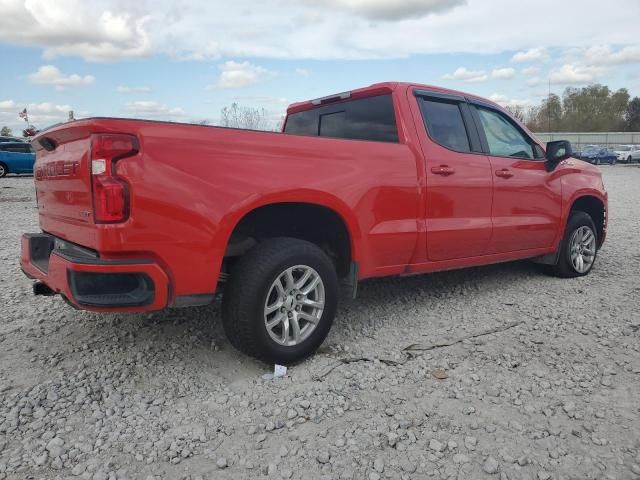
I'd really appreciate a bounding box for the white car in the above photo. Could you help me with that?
[613,145,640,163]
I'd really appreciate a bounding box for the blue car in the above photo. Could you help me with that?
[0,141,35,177]
[577,146,617,165]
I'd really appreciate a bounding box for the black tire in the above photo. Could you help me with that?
[545,211,598,278]
[0,163,7,178]
[222,237,338,364]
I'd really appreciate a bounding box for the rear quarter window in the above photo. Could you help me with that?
[284,94,398,143]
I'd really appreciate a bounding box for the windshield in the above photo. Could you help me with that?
[616,146,630,151]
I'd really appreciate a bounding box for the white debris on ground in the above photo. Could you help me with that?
[0,166,639,480]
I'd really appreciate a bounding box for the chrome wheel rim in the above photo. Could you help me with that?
[264,265,325,346]
[0,165,5,176]
[569,226,596,273]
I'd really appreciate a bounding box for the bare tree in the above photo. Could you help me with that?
[219,103,271,130]
[505,105,527,123]
[0,126,12,136]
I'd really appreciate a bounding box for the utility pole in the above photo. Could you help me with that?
[548,78,551,132]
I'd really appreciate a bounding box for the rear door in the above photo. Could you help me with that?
[14,143,35,171]
[470,103,561,253]
[414,91,494,261]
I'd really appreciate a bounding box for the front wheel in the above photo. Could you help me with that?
[545,211,598,278]
[0,163,7,178]
[222,238,338,364]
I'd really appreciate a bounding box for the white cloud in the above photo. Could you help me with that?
[117,85,151,93]
[491,67,515,79]
[0,0,638,64]
[0,100,17,110]
[548,64,606,85]
[295,68,310,77]
[28,65,95,90]
[488,93,532,108]
[442,67,488,83]
[319,0,465,20]
[0,99,74,130]
[583,45,640,65]
[125,101,185,118]
[232,96,289,105]
[209,61,274,89]
[511,47,549,63]
[0,0,150,62]
[522,66,542,76]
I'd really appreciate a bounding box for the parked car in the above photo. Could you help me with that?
[0,141,35,177]
[20,82,607,363]
[577,146,617,165]
[0,135,28,143]
[613,144,640,163]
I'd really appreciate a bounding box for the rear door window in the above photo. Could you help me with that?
[284,94,398,143]
[420,99,472,152]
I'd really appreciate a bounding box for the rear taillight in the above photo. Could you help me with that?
[90,134,138,223]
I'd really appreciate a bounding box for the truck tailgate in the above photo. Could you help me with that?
[34,125,97,248]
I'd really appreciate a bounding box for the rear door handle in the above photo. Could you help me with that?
[495,169,514,178]
[431,165,455,176]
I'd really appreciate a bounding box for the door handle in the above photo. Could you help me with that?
[431,165,455,176]
[495,169,514,178]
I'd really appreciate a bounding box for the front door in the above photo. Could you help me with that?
[415,94,494,261]
[472,105,561,253]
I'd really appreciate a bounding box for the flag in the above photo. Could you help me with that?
[19,108,28,122]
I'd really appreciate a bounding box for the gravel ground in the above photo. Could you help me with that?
[1,166,639,480]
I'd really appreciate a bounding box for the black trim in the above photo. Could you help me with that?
[174,294,215,308]
[25,233,54,273]
[52,250,152,266]
[414,89,466,102]
[68,270,155,307]
[459,103,483,153]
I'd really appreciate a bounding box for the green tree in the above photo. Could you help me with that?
[530,94,562,132]
[0,126,12,136]
[625,97,640,131]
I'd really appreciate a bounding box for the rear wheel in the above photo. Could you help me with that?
[222,237,338,364]
[545,211,598,278]
[0,163,7,178]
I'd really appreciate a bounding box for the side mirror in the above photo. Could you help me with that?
[545,140,572,171]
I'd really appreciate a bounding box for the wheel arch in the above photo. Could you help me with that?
[220,191,362,279]
[568,194,606,247]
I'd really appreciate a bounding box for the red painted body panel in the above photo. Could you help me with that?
[21,82,608,312]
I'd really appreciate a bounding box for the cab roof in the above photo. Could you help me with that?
[286,81,501,114]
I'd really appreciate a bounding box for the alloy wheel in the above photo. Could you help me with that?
[263,265,325,346]
[569,226,596,273]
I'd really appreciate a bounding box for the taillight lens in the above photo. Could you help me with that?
[91,134,138,223]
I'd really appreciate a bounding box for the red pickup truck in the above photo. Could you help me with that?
[21,82,607,363]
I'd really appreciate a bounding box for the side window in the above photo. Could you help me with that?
[476,107,537,159]
[420,99,471,152]
[284,94,398,143]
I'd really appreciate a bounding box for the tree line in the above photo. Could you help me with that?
[506,84,640,133]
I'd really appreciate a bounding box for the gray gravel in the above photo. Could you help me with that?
[1,166,639,480]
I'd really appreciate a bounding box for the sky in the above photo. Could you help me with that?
[1,0,640,133]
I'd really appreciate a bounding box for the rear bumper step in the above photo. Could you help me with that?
[21,233,169,312]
